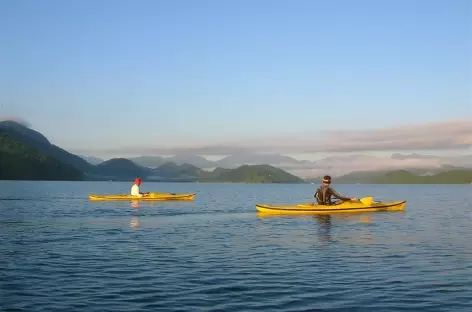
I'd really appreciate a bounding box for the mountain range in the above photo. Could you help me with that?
[80,151,472,178]
[332,169,472,184]
[0,121,303,183]
[2,120,471,184]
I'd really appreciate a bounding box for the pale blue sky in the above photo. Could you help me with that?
[1,0,471,158]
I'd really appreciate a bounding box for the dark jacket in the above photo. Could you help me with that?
[314,184,351,205]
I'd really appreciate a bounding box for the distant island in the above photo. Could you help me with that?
[1,120,471,184]
[0,121,303,183]
[308,168,472,184]
[334,169,472,184]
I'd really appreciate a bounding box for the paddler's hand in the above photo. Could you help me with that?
[351,197,357,201]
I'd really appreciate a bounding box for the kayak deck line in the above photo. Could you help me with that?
[255,200,406,214]
[88,193,196,201]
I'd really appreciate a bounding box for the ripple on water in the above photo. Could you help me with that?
[1,182,472,311]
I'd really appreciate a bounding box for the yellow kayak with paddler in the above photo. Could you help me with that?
[255,197,406,215]
[88,192,196,201]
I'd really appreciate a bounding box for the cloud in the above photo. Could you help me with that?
[227,118,472,154]
[72,117,472,156]
[283,154,462,178]
[72,145,256,156]
[309,118,472,153]
[0,116,32,128]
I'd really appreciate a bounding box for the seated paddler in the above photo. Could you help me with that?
[131,178,149,197]
[314,175,357,205]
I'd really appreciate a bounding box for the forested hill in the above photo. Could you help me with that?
[0,133,83,181]
[0,121,305,183]
[213,164,304,183]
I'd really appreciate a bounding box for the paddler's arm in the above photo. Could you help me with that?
[329,187,355,201]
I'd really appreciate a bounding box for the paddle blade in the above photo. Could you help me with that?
[359,197,373,206]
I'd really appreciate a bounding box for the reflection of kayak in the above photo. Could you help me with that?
[255,200,406,214]
[88,192,196,201]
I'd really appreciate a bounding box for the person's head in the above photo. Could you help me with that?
[322,175,331,185]
[134,178,142,185]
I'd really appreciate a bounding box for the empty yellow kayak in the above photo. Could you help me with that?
[255,200,406,214]
[88,192,196,201]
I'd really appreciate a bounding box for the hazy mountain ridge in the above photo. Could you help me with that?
[80,155,104,165]
[83,152,472,178]
[3,120,471,183]
[0,121,304,183]
[123,153,310,169]
[334,169,472,184]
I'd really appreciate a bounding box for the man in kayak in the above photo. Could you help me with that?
[314,175,356,205]
[131,178,149,197]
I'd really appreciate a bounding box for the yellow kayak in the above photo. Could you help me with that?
[88,192,196,201]
[255,199,406,215]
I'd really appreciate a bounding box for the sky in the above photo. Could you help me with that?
[0,0,471,159]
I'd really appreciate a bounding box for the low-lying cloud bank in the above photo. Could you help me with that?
[193,153,472,179]
[280,154,472,178]
[309,118,472,153]
[75,117,472,156]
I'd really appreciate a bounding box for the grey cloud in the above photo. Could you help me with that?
[0,116,32,128]
[238,118,472,154]
[309,118,472,152]
[71,145,255,156]
[286,158,449,178]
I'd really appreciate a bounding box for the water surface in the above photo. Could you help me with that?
[1,181,471,311]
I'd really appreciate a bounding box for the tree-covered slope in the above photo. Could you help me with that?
[0,133,83,181]
[0,121,306,183]
[214,164,304,183]
[0,121,93,172]
[93,158,150,180]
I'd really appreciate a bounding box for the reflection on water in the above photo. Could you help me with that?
[130,200,141,230]
[130,200,140,209]
[256,212,379,247]
[129,216,140,230]
[312,214,374,245]
[256,212,374,224]
[313,215,332,244]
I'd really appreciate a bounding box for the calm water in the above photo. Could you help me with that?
[1,181,471,311]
